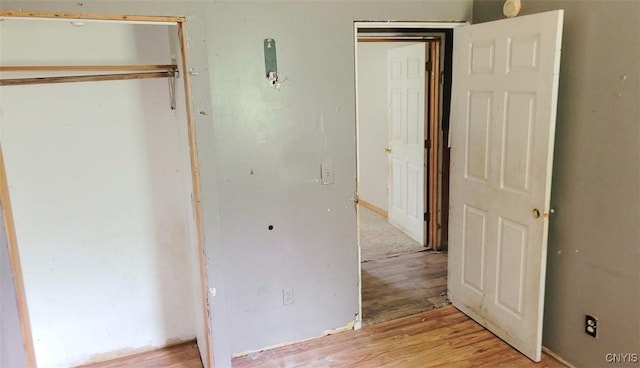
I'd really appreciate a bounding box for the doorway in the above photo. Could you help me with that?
[355,11,564,361]
[355,22,462,326]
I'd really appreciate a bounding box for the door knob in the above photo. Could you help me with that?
[384,146,392,153]
[532,208,541,218]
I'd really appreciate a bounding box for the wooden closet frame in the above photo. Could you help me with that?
[0,11,213,368]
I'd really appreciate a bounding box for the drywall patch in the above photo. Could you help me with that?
[322,319,358,335]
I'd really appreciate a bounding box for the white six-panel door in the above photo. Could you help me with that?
[386,43,427,245]
[448,11,564,361]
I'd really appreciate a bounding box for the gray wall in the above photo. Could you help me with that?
[205,1,471,357]
[0,208,28,368]
[1,1,472,366]
[472,2,640,367]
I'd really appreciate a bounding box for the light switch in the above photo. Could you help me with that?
[321,160,334,185]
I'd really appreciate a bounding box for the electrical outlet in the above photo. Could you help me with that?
[585,314,598,338]
[283,288,294,305]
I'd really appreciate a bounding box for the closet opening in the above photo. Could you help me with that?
[0,12,211,368]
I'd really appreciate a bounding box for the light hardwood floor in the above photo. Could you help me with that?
[79,308,565,368]
[79,223,560,368]
[232,306,565,368]
[77,341,202,368]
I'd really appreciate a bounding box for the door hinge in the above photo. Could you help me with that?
[425,139,431,149]
[424,212,429,221]
[352,193,360,204]
[426,60,433,72]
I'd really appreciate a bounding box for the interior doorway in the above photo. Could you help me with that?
[354,22,461,327]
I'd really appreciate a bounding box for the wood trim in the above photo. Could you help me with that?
[0,71,174,87]
[355,21,468,29]
[358,200,388,218]
[0,65,177,72]
[427,40,442,251]
[0,146,37,368]
[357,38,438,43]
[0,11,184,23]
[177,22,214,368]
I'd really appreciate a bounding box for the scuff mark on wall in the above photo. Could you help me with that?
[311,110,328,150]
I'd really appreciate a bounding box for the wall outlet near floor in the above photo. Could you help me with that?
[585,314,598,338]
[283,288,294,305]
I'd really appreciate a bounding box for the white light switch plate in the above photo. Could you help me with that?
[321,160,334,185]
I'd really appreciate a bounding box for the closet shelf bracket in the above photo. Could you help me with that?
[168,68,178,110]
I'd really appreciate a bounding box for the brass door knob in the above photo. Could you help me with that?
[532,209,541,218]
[384,146,392,153]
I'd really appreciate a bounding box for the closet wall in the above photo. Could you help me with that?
[0,19,202,367]
[0,204,28,368]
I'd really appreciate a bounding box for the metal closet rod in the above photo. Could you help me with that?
[0,64,178,86]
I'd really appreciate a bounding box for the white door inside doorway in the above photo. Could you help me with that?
[447,10,564,362]
[386,43,427,246]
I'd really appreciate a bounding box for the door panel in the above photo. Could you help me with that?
[387,43,427,245]
[465,91,492,183]
[448,10,563,362]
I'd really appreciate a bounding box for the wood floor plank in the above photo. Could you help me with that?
[77,341,202,368]
[231,307,566,368]
[362,250,449,325]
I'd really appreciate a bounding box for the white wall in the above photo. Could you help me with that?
[0,19,200,367]
[357,42,417,211]
[0,207,28,368]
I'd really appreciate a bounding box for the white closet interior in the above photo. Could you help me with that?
[0,16,207,368]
